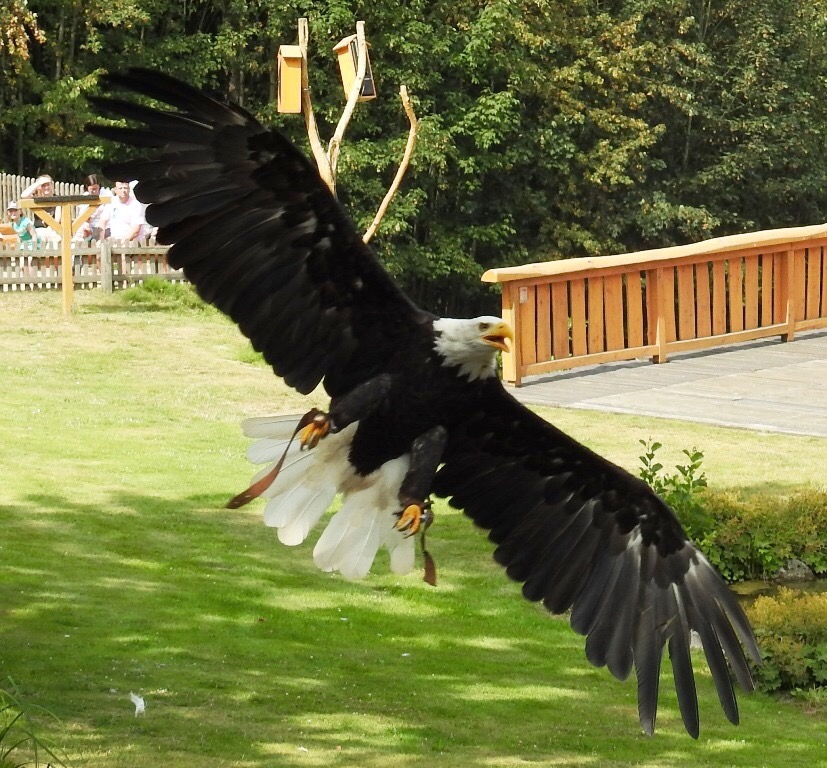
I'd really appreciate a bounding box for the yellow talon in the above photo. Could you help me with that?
[298,416,330,449]
[395,504,423,535]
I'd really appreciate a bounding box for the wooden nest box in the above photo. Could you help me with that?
[333,34,376,101]
[277,45,303,113]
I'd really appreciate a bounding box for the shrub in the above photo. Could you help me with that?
[695,489,827,582]
[638,439,827,582]
[746,588,827,693]
[120,277,212,312]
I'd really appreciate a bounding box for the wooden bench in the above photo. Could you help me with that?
[0,223,19,244]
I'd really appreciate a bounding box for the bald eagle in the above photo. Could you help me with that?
[90,69,760,738]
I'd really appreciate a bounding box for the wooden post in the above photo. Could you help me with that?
[501,283,522,386]
[780,248,796,342]
[648,268,669,364]
[101,239,113,294]
[20,194,109,314]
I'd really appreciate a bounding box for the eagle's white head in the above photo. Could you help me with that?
[432,316,514,381]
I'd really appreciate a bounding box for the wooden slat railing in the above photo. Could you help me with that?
[482,224,827,386]
[0,238,181,293]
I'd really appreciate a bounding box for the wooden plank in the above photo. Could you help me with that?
[604,274,625,350]
[711,260,727,334]
[695,262,712,338]
[774,251,786,325]
[806,246,822,320]
[676,264,696,340]
[645,268,669,362]
[481,224,827,283]
[793,249,806,322]
[823,247,827,317]
[587,276,605,353]
[663,268,677,342]
[744,254,759,329]
[569,279,587,356]
[795,316,827,332]
[500,283,521,385]
[551,282,570,360]
[523,344,658,377]
[519,285,537,366]
[760,253,774,327]
[536,283,552,361]
[625,272,644,348]
[664,323,789,355]
[728,257,744,332]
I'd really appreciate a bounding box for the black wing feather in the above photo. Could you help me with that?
[89,68,431,396]
[434,382,760,737]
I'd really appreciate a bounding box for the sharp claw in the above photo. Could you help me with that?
[394,499,434,537]
[298,414,330,449]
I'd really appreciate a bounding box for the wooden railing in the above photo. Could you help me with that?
[482,224,827,386]
[0,239,180,293]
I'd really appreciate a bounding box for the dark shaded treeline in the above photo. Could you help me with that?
[3,0,827,313]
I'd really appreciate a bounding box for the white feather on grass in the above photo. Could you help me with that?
[129,692,145,716]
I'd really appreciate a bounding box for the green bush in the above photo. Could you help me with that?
[120,277,212,312]
[693,489,827,582]
[638,439,827,582]
[746,588,827,693]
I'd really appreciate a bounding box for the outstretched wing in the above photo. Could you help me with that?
[88,69,432,396]
[433,381,761,738]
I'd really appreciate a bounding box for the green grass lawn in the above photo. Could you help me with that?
[1,290,826,768]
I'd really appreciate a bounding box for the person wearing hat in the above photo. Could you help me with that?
[5,200,39,245]
[20,174,61,243]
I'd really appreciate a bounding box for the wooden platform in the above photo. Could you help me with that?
[511,329,827,437]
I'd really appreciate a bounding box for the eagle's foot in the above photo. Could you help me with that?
[394,498,434,537]
[298,411,330,449]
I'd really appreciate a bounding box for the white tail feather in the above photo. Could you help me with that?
[265,484,336,545]
[247,436,295,464]
[313,456,413,579]
[314,499,383,579]
[242,413,306,439]
[246,449,313,499]
[239,416,418,579]
[382,526,416,575]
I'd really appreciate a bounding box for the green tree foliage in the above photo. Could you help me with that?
[3,0,827,313]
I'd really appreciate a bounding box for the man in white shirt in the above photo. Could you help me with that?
[107,179,147,241]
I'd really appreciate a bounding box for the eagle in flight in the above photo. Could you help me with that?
[90,69,760,738]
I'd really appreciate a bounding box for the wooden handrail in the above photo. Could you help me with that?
[483,224,827,386]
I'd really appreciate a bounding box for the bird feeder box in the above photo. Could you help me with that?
[277,45,304,113]
[332,34,376,101]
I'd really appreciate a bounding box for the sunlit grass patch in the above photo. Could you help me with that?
[1,290,825,767]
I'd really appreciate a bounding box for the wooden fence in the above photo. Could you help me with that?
[483,224,827,386]
[1,172,84,208]
[0,239,180,293]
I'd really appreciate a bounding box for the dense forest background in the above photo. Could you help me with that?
[3,0,827,313]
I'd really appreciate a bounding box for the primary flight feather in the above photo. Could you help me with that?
[89,68,760,738]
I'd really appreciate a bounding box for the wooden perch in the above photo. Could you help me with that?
[293,17,419,238]
[298,18,334,191]
[363,85,420,244]
[327,21,368,196]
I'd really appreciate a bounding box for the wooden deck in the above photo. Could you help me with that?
[511,328,827,437]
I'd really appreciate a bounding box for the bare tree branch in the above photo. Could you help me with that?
[363,85,420,244]
[327,21,368,196]
[297,17,334,192]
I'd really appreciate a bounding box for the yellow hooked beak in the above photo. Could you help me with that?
[481,321,514,354]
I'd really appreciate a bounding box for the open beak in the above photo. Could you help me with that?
[482,321,514,354]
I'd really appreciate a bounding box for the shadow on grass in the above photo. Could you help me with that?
[2,491,825,767]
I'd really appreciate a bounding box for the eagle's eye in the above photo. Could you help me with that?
[478,322,490,331]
